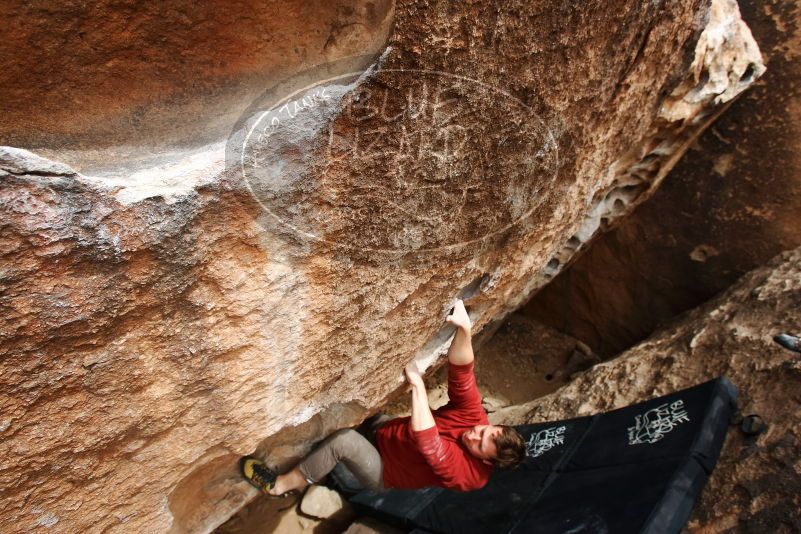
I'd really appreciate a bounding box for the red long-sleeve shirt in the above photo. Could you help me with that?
[375,361,492,491]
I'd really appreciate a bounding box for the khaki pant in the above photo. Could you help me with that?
[298,428,384,491]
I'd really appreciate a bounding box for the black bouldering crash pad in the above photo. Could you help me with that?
[349,377,737,534]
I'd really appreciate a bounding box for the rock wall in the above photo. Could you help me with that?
[492,246,801,532]
[0,0,763,532]
[0,0,395,164]
[522,0,801,358]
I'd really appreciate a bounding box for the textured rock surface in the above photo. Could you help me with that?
[0,0,394,166]
[0,0,763,533]
[342,518,405,534]
[213,493,329,534]
[523,0,800,358]
[492,247,801,532]
[299,485,352,520]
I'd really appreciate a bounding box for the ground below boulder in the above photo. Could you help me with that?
[493,247,801,532]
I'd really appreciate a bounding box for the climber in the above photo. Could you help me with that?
[240,299,526,495]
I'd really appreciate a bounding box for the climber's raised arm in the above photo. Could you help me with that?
[405,360,471,487]
[445,299,473,366]
[405,361,435,431]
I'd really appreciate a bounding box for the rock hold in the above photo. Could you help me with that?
[0,146,77,177]
[299,485,352,520]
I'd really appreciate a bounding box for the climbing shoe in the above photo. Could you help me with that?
[239,456,277,494]
[774,333,801,354]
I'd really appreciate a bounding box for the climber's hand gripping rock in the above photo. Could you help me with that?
[446,299,472,333]
[405,361,424,389]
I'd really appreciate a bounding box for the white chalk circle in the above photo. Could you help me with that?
[236,63,559,254]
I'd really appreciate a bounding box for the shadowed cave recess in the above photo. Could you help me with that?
[1,0,800,533]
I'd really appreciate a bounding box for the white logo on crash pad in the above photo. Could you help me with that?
[526,425,566,457]
[628,400,690,445]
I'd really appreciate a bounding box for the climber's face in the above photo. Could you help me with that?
[461,424,503,463]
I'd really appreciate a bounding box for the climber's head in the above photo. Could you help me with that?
[461,424,526,469]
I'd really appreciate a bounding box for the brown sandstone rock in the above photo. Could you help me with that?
[492,247,801,532]
[0,0,395,162]
[523,0,801,358]
[299,484,353,520]
[343,518,406,534]
[0,0,763,532]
